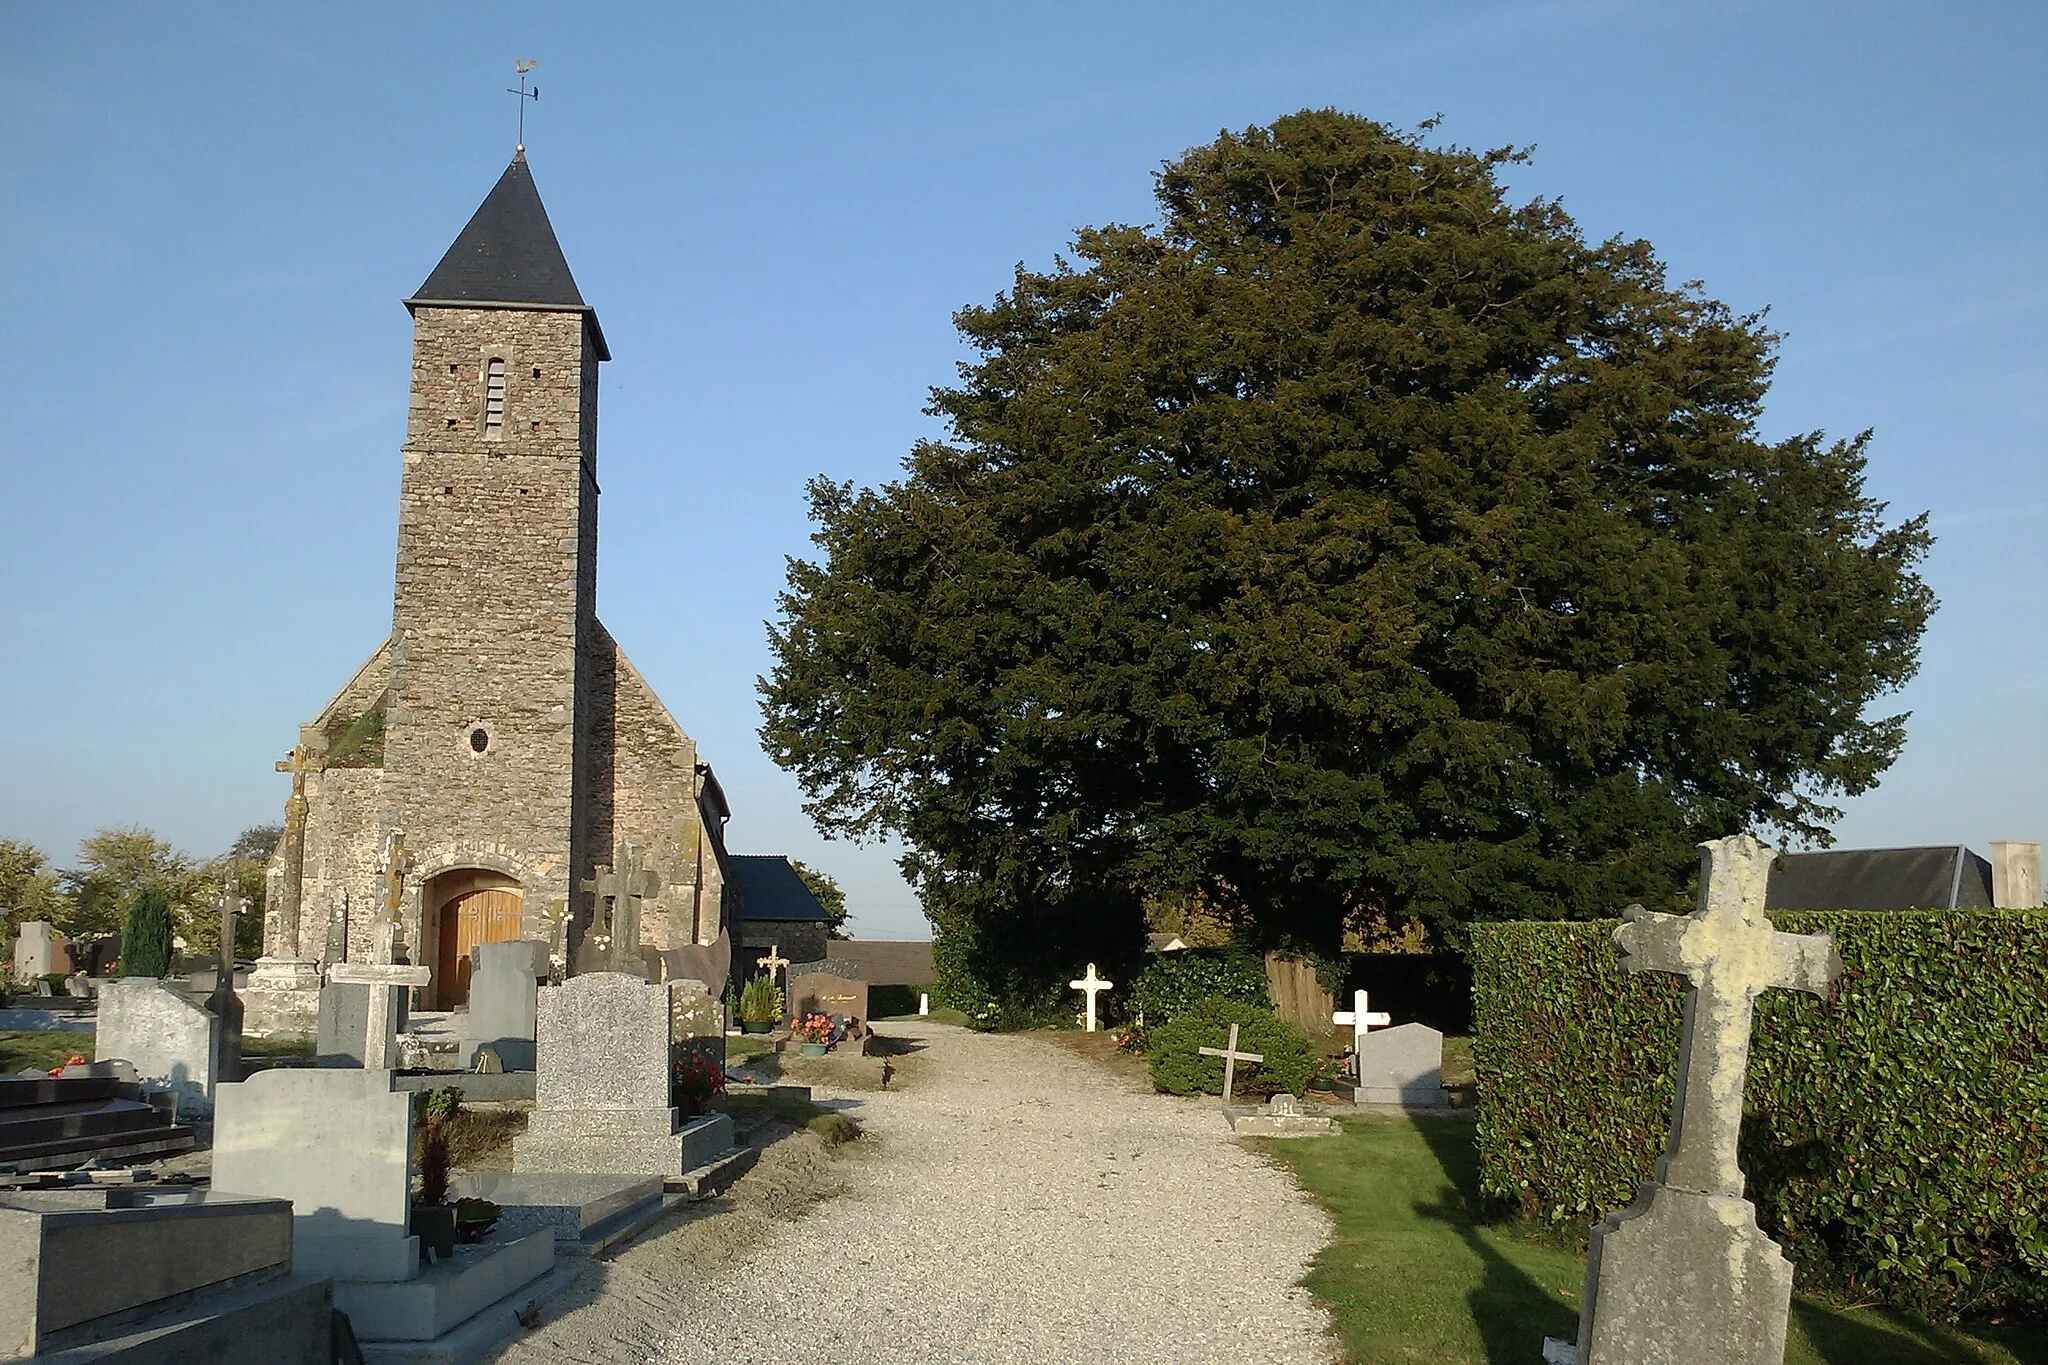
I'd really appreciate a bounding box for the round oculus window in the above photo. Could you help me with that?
[469,728,490,753]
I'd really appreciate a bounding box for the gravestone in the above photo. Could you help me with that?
[1068,963,1112,1032]
[12,921,69,979]
[96,977,224,1117]
[1352,1022,1450,1108]
[792,971,869,1027]
[461,940,549,1071]
[317,982,411,1067]
[670,977,725,1072]
[576,840,662,979]
[327,961,431,1069]
[1230,1090,1335,1137]
[513,973,736,1177]
[213,1067,419,1281]
[659,927,732,997]
[1546,835,1841,1365]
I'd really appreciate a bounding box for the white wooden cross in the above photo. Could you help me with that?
[1198,1022,1265,1107]
[1331,989,1391,1077]
[1068,962,1113,1032]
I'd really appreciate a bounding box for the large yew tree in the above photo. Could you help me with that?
[760,112,1932,1016]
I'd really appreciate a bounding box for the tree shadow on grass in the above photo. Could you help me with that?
[1412,1117,1579,1365]
[1791,1299,2039,1365]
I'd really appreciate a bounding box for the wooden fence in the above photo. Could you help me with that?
[1264,952,1334,1035]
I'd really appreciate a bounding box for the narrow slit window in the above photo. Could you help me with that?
[482,358,507,432]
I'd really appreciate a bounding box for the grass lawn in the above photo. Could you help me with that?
[1262,1115,2042,1365]
[874,1006,972,1026]
[0,1030,93,1074]
[726,1034,777,1065]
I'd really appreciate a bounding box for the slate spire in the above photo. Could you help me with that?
[407,150,607,357]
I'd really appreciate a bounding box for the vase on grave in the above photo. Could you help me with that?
[799,1041,828,1058]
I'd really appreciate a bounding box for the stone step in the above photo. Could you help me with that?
[667,1144,757,1198]
[0,1123,198,1173]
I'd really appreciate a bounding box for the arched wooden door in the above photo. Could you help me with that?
[436,887,523,1008]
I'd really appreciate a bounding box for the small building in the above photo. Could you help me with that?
[729,856,834,966]
[1767,842,2042,911]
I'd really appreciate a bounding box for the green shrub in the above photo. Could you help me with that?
[1470,910,2048,1325]
[1132,947,1269,1028]
[117,886,174,979]
[1146,995,1316,1098]
[737,973,784,1023]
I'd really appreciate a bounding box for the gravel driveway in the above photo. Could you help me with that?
[656,1022,1336,1365]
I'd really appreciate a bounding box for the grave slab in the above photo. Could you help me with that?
[23,1274,336,1365]
[332,1227,555,1343]
[1228,1092,1335,1138]
[454,1172,662,1244]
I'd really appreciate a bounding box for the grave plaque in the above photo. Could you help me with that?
[462,940,548,1071]
[792,971,869,1025]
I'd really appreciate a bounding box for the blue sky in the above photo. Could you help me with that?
[2,4,2041,939]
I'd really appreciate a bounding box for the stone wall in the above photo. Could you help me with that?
[739,921,830,966]
[298,766,385,960]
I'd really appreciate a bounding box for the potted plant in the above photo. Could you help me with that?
[672,1048,727,1117]
[793,1011,834,1057]
[452,1197,501,1243]
[737,974,783,1034]
[411,1086,463,1262]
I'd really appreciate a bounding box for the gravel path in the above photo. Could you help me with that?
[647,1022,1338,1365]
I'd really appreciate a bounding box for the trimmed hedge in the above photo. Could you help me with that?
[1470,911,2048,1324]
[1132,947,1269,1027]
[1147,995,1315,1098]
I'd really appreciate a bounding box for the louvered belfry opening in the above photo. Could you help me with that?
[483,356,507,432]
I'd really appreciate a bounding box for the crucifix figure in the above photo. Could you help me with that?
[580,839,662,978]
[373,830,414,966]
[1331,989,1391,1078]
[1198,1022,1265,1108]
[755,943,790,999]
[1553,834,1842,1365]
[1068,963,1113,1032]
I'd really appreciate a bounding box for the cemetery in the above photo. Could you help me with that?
[4,20,2046,1362]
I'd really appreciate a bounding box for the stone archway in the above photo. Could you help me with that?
[424,868,523,1009]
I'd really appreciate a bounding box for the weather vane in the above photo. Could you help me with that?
[508,59,539,152]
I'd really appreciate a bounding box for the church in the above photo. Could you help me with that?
[255,151,737,1016]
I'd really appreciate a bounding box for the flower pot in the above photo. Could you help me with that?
[740,1019,775,1035]
[798,1041,828,1058]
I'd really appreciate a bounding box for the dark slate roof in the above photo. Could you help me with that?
[1765,846,1995,912]
[730,855,833,923]
[407,151,608,358]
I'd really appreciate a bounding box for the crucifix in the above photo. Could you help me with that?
[755,942,790,995]
[1068,963,1113,1032]
[580,839,662,977]
[507,59,539,152]
[1331,989,1391,1077]
[1198,1023,1265,1108]
[373,830,414,966]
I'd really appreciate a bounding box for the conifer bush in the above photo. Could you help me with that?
[117,886,174,979]
[1146,995,1315,1098]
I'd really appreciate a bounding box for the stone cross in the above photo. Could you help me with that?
[1618,835,1840,1197]
[374,831,413,965]
[327,961,433,1070]
[1331,989,1391,1073]
[1552,833,1843,1365]
[209,871,246,1082]
[581,839,662,977]
[269,742,318,957]
[755,943,790,988]
[1198,1022,1264,1107]
[1068,963,1113,1032]
[214,872,245,971]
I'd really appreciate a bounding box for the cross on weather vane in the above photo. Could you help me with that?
[508,59,539,152]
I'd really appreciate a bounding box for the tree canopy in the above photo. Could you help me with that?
[759,112,1933,1019]
[790,859,851,939]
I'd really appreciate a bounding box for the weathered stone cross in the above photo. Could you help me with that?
[1551,833,1844,1365]
[270,742,319,957]
[1617,834,1840,1197]
[1198,1023,1264,1107]
[374,830,414,965]
[755,943,790,983]
[1330,989,1390,1075]
[582,839,662,976]
[1068,962,1113,1032]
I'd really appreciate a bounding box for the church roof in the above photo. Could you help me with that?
[1765,845,1995,912]
[729,855,834,924]
[406,151,609,359]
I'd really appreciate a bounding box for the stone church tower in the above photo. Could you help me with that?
[256,152,736,1016]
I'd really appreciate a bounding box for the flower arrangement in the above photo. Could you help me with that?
[672,1049,727,1114]
[793,1011,835,1046]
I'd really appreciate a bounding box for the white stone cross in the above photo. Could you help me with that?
[1617,834,1841,1197]
[328,961,432,1070]
[1331,988,1391,1071]
[1198,1022,1265,1107]
[1068,962,1113,1032]
[756,943,790,990]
